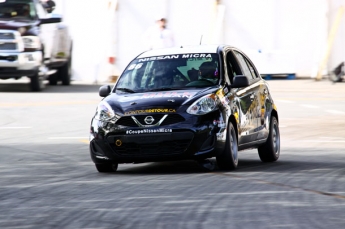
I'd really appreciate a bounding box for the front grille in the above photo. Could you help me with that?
[0,67,16,72]
[0,33,15,40]
[0,43,17,51]
[112,139,192,156]
[116,114,185,127]
[0,55,17,61]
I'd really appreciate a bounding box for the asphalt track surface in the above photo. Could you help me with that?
[0,79,345,229]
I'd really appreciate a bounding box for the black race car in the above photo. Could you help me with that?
[89,45,280,172]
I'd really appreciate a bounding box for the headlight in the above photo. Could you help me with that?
[22,36,41,49]
[186,94,217,115]
[94,101,115,121]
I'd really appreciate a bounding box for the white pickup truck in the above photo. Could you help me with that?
[0,0,72,91]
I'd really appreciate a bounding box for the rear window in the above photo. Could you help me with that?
[116,53,220,93]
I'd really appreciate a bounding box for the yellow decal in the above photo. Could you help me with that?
[216,89,225,99]
[125,108,176,115]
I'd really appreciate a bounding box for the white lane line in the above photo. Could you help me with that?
[275,100,295,103]
[326,110,345,115]
[300,104,319,109]
[207,191,300,195]
[320,137,345,140]
[48,137,87,140]
[164,200,204,204]
[0,127,32,129]
[300,140,345,143]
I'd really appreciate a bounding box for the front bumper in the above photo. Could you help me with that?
[89,121,225,164]
[0,51,42,78]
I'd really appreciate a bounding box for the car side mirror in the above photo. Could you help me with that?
[231,75,249,88]
[99,85,111,97]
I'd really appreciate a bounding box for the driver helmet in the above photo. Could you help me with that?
[199,61,218,80]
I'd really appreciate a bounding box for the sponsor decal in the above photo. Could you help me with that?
[124,108,176,115]
[141,91,193,99]
[126,129,172,135]
[216,89,225,98]
[137,53,213,62]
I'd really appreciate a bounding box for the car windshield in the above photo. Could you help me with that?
[0,0,36,20]
[116,53,220,93]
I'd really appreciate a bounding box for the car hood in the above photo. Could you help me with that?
[0,19,34,30]
[104,88,217,115]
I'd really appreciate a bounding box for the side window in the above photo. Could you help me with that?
[226,51,242,84]
[245,58,259,79]
[234,51,255,80]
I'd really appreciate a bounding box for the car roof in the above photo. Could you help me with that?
[137,44,224,58]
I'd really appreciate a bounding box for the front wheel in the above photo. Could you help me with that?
[216,122,238,170]
[258,116,280,162]
[95,163,118,173]
[29,72,44,92]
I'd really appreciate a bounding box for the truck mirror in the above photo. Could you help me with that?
[44,0,56,13]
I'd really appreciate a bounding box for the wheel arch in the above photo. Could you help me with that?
[271,109,279,123]
[228,114,239,144]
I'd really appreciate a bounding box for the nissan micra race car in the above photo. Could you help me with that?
[89,45,280,172]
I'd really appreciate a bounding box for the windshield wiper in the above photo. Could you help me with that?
[145,87,185,92]
[116,88,136,93]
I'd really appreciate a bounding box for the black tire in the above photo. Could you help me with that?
[29,73,44,92]
[216,121,238,170]
[258,116,280,162]
[95,163,118,173]
[48,73,58,85]
[61,55,72,85]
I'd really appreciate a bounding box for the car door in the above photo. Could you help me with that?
[242,53,271,141]
[231,50,261,145]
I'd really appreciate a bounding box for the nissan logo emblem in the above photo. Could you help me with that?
[144,116,155,125]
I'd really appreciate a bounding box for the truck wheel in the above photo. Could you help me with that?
[216,121,238,170]
[30,73,44,92]
[60,55,72,85]
[48,74,58,85]
[258,116,280,162]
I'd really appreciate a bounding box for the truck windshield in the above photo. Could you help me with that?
[0,0,36,20]
[116,53,220,93]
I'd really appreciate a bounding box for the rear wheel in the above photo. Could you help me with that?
[216,122,238,170]
[95,163,118,173]
[50,51,72,86]
[61,56,72,85]
[258,116,280,162]
[48,73,58,85]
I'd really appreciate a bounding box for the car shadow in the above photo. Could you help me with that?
[114,152,345,175]
[116,160,211,174]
